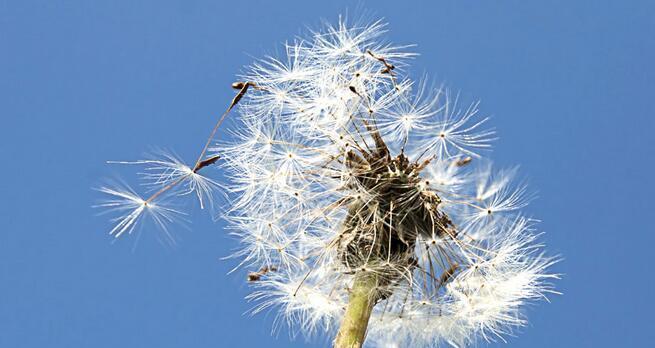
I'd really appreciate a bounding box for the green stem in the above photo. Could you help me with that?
[333,272,379,348]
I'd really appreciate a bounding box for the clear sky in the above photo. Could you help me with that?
[1,1,653,347]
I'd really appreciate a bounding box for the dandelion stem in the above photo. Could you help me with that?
[333,272,379,348]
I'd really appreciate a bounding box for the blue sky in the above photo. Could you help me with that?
[1,1,653,347]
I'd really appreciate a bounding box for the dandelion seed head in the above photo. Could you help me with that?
[221,17,557,347]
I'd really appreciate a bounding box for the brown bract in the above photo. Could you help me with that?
[336,127,456,289]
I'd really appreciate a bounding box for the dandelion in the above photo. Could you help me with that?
[97,15,557,348]
[219,18,557,348]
